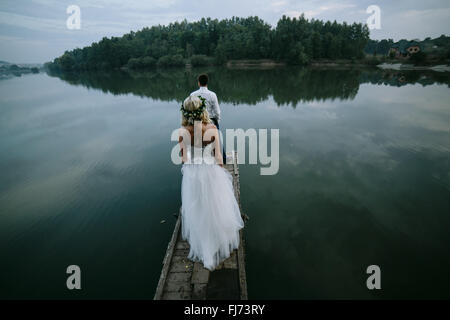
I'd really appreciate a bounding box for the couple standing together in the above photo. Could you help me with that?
[178,74,244,271]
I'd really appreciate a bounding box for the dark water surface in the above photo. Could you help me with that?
[0,67,449,299]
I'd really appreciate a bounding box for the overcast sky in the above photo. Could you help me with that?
[0,0,449,63]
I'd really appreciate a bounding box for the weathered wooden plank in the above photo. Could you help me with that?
[215,250,238,270]
[191,262,210,284]
[176,241,190,250]
[173,248,190,257]
[170,259,194,273]
[191,283,208,300]
[237,228,248,300]
[166,272,192,283]
[162,291,191,300]
[163,281,192,293]
[233,150,239,176]
[153,211,181,300]
[223,250,238,269]
[170,255,191,264]
[225,152,234,167]
[233,151,248,300]
[206,269,240,300]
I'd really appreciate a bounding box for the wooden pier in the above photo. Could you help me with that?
[154,152,248,300]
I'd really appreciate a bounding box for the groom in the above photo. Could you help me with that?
[190,73,226,163]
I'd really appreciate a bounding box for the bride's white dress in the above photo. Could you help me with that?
[181,144,244,271]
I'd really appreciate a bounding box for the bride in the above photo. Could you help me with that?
[178,95,244,271]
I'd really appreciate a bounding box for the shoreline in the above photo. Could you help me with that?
[45,58,450,73]
[377,63,450,72]
[226,59,286,68]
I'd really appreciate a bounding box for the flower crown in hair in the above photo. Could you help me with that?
[180,95,207,121]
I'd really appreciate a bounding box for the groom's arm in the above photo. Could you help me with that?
[212,93,221,122]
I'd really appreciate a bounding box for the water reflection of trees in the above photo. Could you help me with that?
[47,67,449,107]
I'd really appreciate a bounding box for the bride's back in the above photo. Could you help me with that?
[181,122,218,147]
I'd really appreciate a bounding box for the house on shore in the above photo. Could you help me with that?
[389,40,422,58]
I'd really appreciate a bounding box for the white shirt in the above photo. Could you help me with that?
[190,86,221,122]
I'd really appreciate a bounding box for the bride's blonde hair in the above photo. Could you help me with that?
[181,95,211,126]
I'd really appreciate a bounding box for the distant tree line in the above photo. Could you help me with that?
[364,39,395,56]
[0,63,40,75]
[46,66,449,107]
[46,15,370,71]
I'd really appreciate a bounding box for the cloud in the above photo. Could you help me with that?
[401,7,450,19]
[0,11,66,33]
[31,0,177,10]
[283,2,357,19]
[271,1,288,9]
[0,35,47,45]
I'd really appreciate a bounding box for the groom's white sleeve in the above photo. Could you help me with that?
[213,93,221,122]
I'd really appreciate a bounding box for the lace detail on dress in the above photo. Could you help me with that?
[185,143,217,165]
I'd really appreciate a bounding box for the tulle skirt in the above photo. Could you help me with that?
[181,163,244,271]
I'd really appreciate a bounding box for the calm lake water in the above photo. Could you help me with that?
[0,67,449,299]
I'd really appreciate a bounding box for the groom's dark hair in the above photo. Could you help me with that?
[198,74,208,86]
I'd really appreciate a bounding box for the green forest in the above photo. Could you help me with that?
[46,15,370,71]
[47,66,450,106]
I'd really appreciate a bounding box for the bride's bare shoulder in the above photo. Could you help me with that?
[179,126,193,133]
[178,126,192,142]
[202,123,218,143]
[204,123,217,131]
